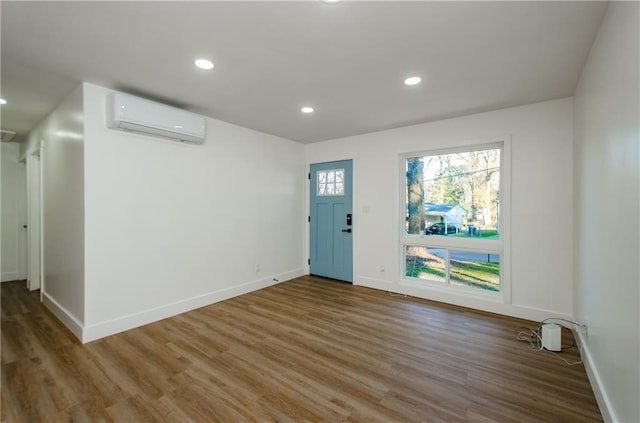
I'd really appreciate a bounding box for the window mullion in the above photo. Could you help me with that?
[445,249,451,285]
[401,141,506,295]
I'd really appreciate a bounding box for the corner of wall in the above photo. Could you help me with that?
[575,332,614,423]
[42,291,84,342]
[572,2,640,422]
[37,82,86,337]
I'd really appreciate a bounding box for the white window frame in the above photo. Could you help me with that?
[399,139,511,304]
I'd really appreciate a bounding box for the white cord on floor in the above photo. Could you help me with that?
[515,324,583,366]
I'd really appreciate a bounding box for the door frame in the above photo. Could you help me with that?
[306,157,357,283]
[25,146,43,292]
[17,160,28,281]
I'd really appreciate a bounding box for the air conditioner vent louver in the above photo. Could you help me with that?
[1,130,17,143]
[106,93,206,144]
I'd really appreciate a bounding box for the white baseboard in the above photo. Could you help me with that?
[355,276,573,323]
[575,332,613,423]
[81,268,305,343]
[42,292,84,341]
[1,271,19,282]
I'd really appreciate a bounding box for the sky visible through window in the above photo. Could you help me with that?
[404,145,503,292]
[406,147,501,236]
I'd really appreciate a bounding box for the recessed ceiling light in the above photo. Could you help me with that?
[301,106,314,114]
[0,98,7,105]
[404,76,422,86]
[321,0,342,3]
[194,59,214,70]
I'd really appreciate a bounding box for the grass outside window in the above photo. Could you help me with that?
[405,246,500,292]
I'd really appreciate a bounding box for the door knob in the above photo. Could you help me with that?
[341,228,352,233]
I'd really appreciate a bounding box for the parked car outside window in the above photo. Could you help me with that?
[425,223,459,235]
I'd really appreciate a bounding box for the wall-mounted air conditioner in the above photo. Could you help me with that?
[0,130,17,143]
[107,92,206,144]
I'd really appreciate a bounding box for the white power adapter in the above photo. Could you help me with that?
[541,323,562,351]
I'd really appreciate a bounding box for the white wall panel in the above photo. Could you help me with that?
[82,83,304,339]
[21,85,85,330]
[1,142,24,282]
[573,2,639,422]
[305,98,575,321]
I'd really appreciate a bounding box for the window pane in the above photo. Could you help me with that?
[405,246,446,282]
[405,158,425,234]
[449,250,500,291]
[317,169,345,197]
[405,148,501,238]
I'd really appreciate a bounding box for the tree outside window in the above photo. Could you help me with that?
[405,147,501,237]
[403,144,504,293]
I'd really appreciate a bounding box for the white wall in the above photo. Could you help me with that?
[1,142,25,282]
[573,3,639,422]
[82,83,305,341]
[21,85,85,336]
[305,97,574,322]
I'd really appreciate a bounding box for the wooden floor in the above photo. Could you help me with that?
[1,276,601,422]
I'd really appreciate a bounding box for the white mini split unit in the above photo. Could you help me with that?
[107,92,206,144]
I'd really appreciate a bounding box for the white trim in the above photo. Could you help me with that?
[352,157,358,284]
[81,268,305,343]
[355,275,572,323]
[401,271,503,301]
[499,138,512,304]
[305,165,311,274]
[398,137,512,304]
[17,160,28,281]
[42,291,84,340]
[39,146,45,301]
[12,154,21,283]
[26,154,41,291]
[575,332,614,423]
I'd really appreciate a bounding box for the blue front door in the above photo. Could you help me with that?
[310,160,353,282]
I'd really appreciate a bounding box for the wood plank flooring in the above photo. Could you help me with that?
[1,276,602,422]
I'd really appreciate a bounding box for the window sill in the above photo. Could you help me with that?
[400,276,504,303]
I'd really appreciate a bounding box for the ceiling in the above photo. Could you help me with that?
[1,1,607,144]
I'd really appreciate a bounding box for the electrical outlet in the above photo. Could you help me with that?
[379,265,385,273]
[255,264,261,273]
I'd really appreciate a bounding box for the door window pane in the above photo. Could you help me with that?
[317,169,345,196]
